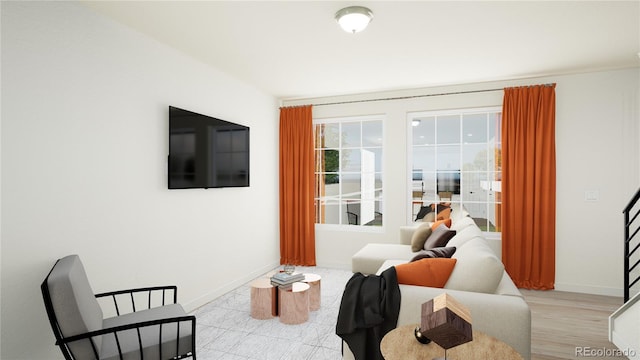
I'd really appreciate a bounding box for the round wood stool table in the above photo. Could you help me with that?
[278,282,310,325]
[249,278,276,320]
[302,273,321,311]
[381,324,523,360]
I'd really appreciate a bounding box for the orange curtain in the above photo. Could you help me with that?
[279,105,316,266]
[501,84,556,290]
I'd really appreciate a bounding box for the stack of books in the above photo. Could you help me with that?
[271,272,305,290]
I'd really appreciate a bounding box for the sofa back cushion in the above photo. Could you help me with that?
[447,217,483,248]
[445,237,505,294]
[47,255,103,358]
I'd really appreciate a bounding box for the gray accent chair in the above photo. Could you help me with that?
[41,254,196,360]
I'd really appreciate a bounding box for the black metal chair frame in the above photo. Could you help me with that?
[624,187,640,302]
[42,259,196,360]
[346,211,359,225]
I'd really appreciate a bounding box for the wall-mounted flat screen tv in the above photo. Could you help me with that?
[437,171,460,195]
[168,106,249,189]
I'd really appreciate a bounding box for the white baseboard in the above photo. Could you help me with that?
[183,261,279,313]
[554,282,623,297]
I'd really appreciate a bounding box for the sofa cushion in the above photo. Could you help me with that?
[447,217,483,248]
[101,304,192,360]
[410,223,433,252]
[445,237,505,294]
[424,223,456,250]
[395,258,457,287]
[352,244,416,274]
[450,215,477,232]
[410,247,457,262]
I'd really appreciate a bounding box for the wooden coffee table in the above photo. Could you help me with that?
[381,324,523,360]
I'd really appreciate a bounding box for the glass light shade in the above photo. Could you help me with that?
[335,6,373,33]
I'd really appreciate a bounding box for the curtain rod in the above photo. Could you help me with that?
[311,88,502,107]
[309,83,555,107]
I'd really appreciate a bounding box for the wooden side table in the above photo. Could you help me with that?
[381,324,523,360]
[303,273,321,311]
[278,282,310,325]
[249,278,276,320]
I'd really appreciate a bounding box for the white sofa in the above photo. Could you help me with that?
[344,206,531,360]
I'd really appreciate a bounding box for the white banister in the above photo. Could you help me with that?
[609,291,640,359]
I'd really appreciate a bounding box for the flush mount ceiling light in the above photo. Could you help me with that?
[335,6,373,33]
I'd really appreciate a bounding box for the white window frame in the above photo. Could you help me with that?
[314,115,384,231]
[407,106,502,238]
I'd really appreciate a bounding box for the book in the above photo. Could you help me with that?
[271,272,304,284]
[270,281,293,290]
[270,277,304,286]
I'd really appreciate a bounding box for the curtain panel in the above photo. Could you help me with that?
[279,105,316,266]
[501,84,556,290]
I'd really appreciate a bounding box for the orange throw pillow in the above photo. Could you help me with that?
[395,258,457,288]
[430,218,452,230]
[437,207,452,220]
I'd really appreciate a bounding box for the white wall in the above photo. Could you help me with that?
[1,2,279,359]
[285,68,640,297]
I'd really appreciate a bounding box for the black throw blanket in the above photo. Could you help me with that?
[335,267,401,360]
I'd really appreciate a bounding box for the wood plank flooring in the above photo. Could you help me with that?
[521,289,627,360]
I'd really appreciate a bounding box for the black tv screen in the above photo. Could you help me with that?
[437,171,460,194]
[168,106,249,189]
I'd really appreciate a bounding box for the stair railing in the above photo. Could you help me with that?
[623,187,640,302]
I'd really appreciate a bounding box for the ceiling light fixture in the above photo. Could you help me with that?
[412,119,421,127]
[335,6,373,33]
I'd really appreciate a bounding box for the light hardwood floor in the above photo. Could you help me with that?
[521,289,626,360]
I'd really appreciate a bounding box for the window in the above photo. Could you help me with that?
[409,108,502,234]
[314,116,383,227]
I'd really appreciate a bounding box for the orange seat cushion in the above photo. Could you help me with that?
[395,258,457,288]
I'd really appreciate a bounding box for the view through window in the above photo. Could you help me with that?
[314,116,383,227]
[409,107,502,234]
